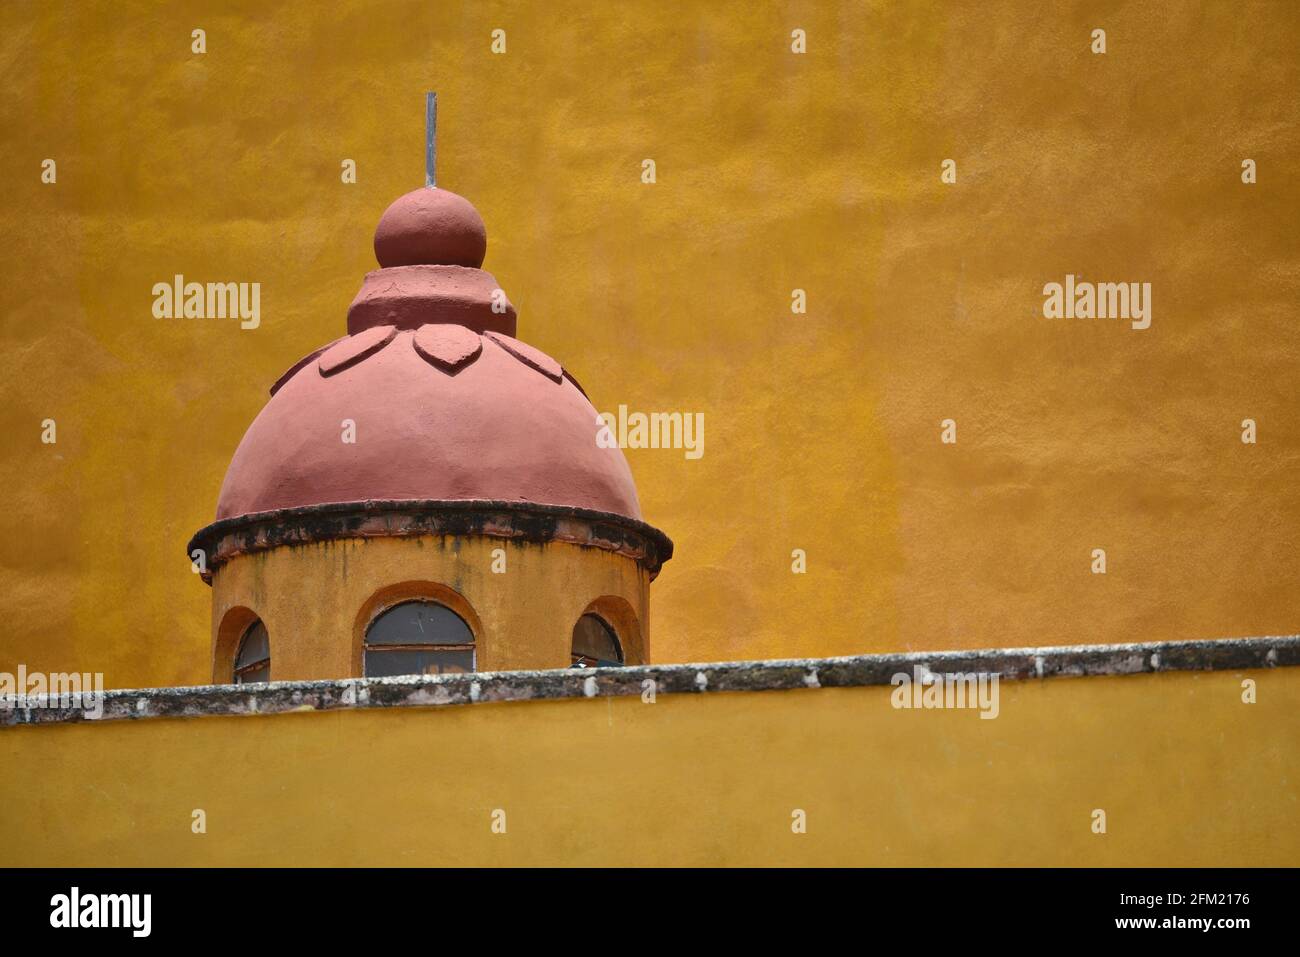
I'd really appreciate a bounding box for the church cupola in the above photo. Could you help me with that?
[188,95,671,683]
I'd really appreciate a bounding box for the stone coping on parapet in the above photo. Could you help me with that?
[2,635,1297,729]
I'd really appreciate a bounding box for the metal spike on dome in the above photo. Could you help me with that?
[425,91,437,188]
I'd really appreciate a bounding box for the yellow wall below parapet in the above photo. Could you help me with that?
[2,666,1295,866]
[212,535,649,680]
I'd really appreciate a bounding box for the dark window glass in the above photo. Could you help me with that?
[234,619,270,684]
[570,613,623,668]
[364,600,475,676]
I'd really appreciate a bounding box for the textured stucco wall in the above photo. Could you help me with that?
[1,1,1297,688]
[1,665,1296,866]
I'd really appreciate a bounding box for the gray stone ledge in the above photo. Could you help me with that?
[2,634,1297,729]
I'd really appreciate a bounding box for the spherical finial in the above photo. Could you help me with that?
[373,187,487,268]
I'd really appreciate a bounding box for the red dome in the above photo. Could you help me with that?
[212,183,650,530]
[216,325,641,521]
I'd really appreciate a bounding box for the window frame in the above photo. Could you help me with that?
[232,619,271,685]
[363,598,477,677]
[570,612,624,669]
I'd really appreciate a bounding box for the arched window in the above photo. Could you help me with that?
[570,613,623,668]
[364,600,476,677]
[233,619,270,684]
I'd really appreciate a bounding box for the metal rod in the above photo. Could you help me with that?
[425,91,437,188]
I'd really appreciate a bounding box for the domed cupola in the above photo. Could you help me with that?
[189,94,671,683]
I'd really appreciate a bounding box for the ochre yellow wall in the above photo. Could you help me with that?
[211,536,648,680]
[1,667,1295,866]
[2,1,1299,688]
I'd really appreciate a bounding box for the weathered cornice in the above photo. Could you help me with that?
[187,498,674,583]
[3,635,1296,729]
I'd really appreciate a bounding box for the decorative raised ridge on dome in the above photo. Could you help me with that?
[485,331,563,383]
[283,325,569,384]
[318,325,396,376]
[413,323,482,371]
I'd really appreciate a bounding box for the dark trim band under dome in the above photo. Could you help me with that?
[187,498,674,584]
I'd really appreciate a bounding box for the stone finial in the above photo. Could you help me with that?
[373,188,488,269]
